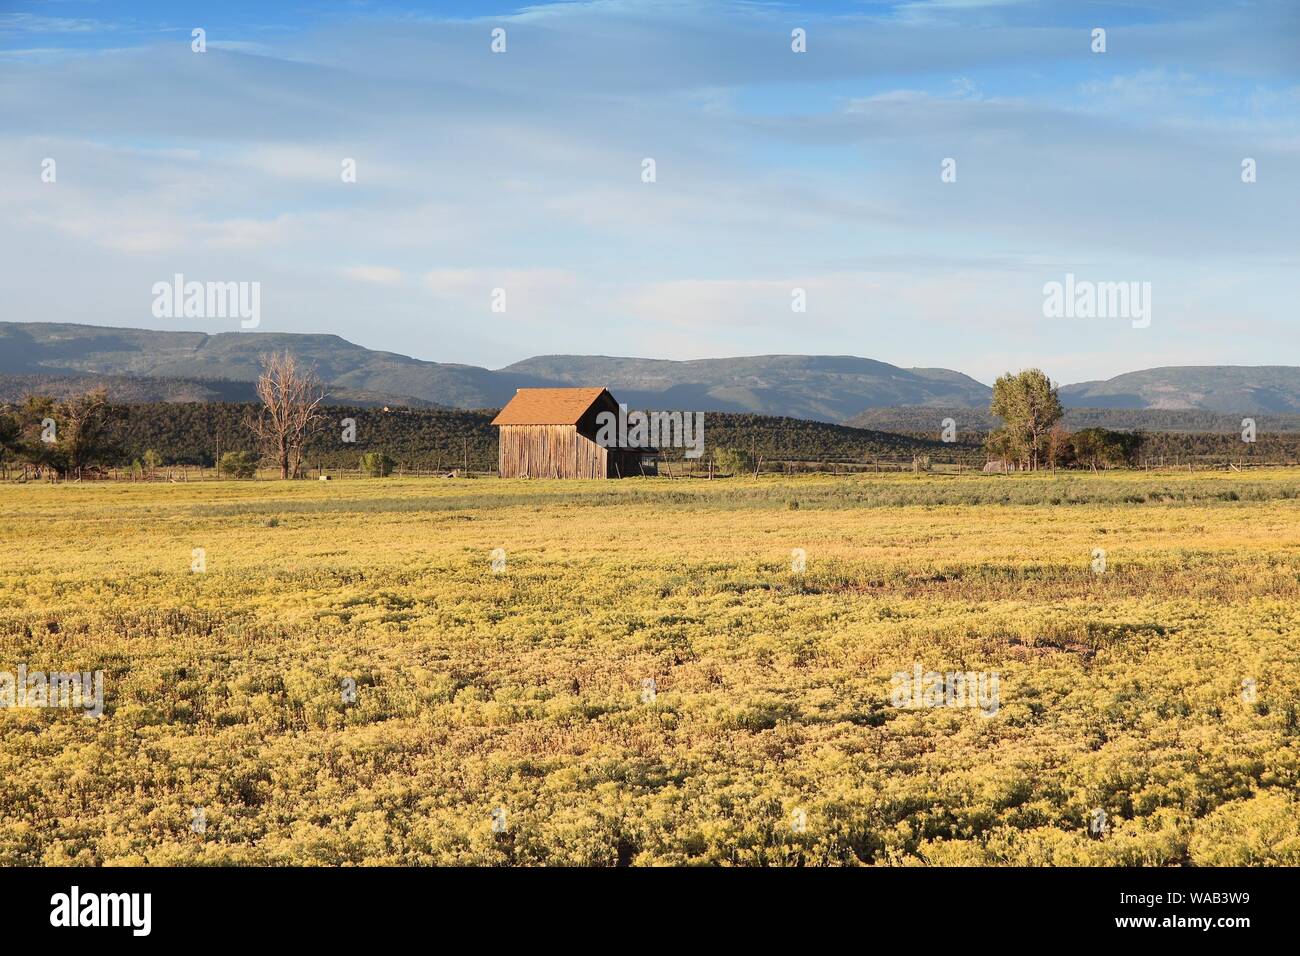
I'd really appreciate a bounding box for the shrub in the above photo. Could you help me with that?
[360,451,395,477]
[220,450,258,479]
[713,447,753,476]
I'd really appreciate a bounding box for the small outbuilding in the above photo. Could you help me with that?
[491,387,658,479]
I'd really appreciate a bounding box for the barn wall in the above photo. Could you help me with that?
[498,425,609,478]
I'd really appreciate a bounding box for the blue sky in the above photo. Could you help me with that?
[1,0,1296,384]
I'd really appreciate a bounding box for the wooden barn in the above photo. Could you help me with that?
[491,387,658,479]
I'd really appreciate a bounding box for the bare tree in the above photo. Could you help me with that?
[60,388,116,478]
[246,351,327,479]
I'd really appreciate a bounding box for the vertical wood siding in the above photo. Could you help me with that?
[498,425,610,478]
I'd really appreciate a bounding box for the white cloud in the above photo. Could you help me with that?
[345,266,403,284]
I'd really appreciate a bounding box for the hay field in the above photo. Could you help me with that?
[2,471,1299,865]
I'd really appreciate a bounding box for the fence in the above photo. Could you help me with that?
[5,454,1300,483]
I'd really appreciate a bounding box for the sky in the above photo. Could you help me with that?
[1,0,1297,385]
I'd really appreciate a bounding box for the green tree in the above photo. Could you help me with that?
[989,369,1063,471]
[712,447,753,476]
[142,448,163,475]
[219,450,258,478]
[360,451,394,477]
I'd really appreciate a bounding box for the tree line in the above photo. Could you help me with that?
[4,357,1298,479]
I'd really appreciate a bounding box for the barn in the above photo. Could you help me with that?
[491,387,659,479]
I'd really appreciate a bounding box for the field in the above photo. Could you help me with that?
[3,471,1300,866]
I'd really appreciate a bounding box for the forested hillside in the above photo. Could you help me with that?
[66,403,960,471]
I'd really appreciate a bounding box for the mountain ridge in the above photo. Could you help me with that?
[1058,366,1300,413]
[3,322,1298,421]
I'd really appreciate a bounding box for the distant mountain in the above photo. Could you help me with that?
[0,372,439,408]
[0,323,992,420]
[1061,367,1300,413]
[0,373,259,405]
[0,322,544,408]
[3,322,1297,422]
[501,355,993,420]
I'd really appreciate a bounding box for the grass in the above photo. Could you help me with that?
[2,470,1300,865]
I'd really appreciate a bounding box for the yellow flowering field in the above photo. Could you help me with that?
[2,471,1299,866]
